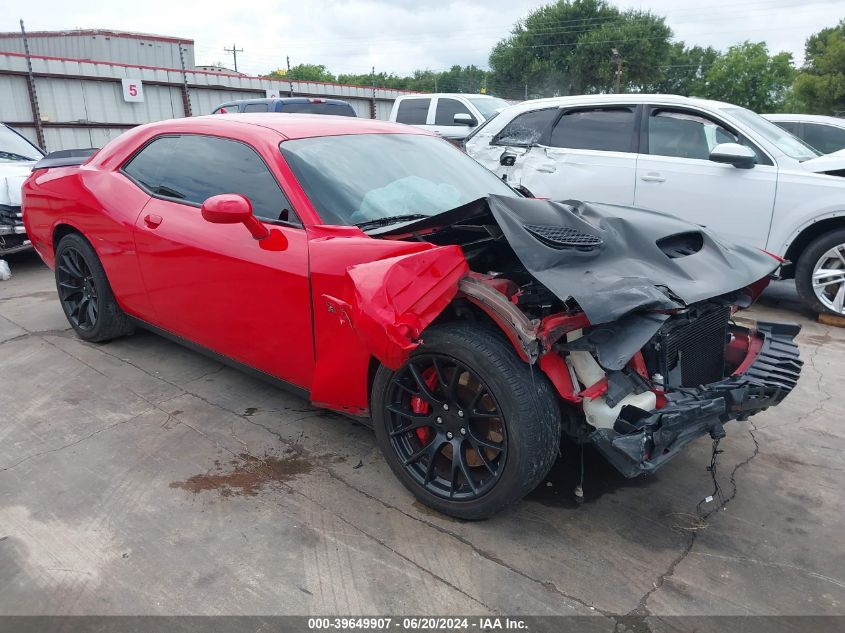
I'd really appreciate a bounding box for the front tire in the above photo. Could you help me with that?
[55,233,135,342]
[795,228,845,316]
[372,323,561,520]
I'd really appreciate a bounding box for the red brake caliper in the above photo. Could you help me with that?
[410,366,438,445]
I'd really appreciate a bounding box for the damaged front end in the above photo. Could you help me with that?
[341,195,803,478]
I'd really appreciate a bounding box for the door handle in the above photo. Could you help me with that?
[144,213,162,228]
[640,173,665,183]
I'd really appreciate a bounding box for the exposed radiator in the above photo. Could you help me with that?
[656,305,731,387]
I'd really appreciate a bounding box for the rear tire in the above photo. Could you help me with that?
[795,228,845,316]
[55,233,135,342]
[372,323,561,520]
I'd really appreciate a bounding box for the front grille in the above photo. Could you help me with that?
[657,305,731,387]
[0,204,24,231]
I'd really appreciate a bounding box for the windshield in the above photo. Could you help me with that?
[280,133,516,226]
[467,97,509,120]
[0,125,43,162]
[725,107,821,161]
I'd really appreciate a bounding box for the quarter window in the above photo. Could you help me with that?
[492,108,558,146]
[802,123,845,155]
[395,98,431,125]
[772,120,799,135]
[434,98,473,125]
[549,107,636,152]
[242,103,269,113]
[123,135,298,224]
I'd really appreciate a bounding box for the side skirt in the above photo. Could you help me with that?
[128,317,311,402]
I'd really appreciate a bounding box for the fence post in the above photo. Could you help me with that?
[178,44,193,117]
[19,20,45,150]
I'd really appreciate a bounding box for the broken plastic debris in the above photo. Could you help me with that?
[0,260,10,281]
[704,495,714,503]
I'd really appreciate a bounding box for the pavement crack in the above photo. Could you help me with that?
[620,421,763,631]
[324,467,608,618]
[0,410,153,473]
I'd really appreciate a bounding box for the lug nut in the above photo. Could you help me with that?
[446,431,453,439]
[457,410,464,417]
[460,427,466,436]
[443,403,449,411]
[436,417,443,424]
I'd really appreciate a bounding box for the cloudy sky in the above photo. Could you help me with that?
[1,0,840,76]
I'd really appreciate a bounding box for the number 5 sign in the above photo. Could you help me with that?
[122,78,144,103]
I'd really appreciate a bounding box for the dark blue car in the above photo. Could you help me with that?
[212,97,357,117]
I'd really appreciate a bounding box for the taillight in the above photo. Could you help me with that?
[307,98,326,103]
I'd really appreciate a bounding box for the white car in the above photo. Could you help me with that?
[465,93,845,316]
[0,124,44,256]
[389,93,510,142]
[763,113,845,155]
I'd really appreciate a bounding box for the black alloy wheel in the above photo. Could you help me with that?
[57,246,99,331]
[54,232,135,343]
[372,324,561,520]
[385,353,508,501]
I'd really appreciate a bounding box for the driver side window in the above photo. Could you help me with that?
[647,108,769,165]
[123,134,300,226]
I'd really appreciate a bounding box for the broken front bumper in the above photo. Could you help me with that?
[0,204,31,256]
[591,321,803,478]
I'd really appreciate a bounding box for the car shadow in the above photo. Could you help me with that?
[526,438,657,509]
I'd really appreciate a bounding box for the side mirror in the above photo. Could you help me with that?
[453,112,477,126]
[709,143,756,169]
[201,194,269,240]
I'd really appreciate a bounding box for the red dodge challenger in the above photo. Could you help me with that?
[23,114,802,519]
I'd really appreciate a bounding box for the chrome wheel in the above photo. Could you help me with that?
[812,244,845,315]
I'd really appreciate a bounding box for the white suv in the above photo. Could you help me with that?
[465,94,845,315]
[389,93,510,142]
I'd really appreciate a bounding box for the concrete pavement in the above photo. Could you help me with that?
[1,251,843,625]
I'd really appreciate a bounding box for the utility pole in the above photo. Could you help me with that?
[224,43,243,73]
[612,48,623,93]
[286,55,293,97]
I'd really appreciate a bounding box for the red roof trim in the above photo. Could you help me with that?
[0,29,193,45]
[0,50,426,95]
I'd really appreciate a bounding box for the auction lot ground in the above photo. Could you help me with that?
[1,251,843,626]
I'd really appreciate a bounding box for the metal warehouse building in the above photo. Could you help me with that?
[0,28,418,151]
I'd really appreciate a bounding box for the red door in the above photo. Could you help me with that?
[133,198,314,389]
[122,132,315,390]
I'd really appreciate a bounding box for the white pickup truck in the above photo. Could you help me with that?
[389,93,509,142]
[466,93,845,316]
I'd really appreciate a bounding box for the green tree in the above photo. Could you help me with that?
[269,63,336,82]
[792,20,845,114]
[699,41,795,111]
[488,0,672,98]
[648,43,720,95]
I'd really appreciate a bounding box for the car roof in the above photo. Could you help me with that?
[139,113,433,140]
[396,93,502,100]
[762,113,845,126]
[222,97,352,106]
[499,93,740,114]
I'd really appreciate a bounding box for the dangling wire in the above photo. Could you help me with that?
[575,441,585,505]
[696,438,725,517]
